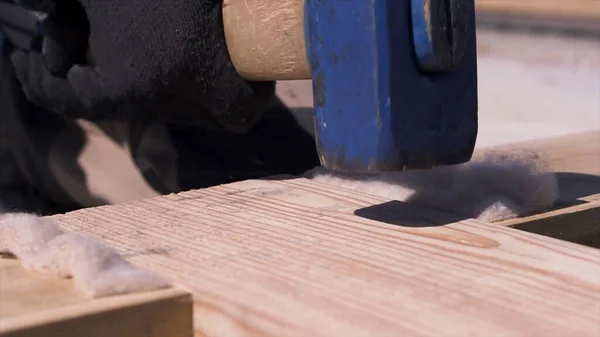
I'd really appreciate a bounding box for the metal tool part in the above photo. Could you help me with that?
[304,0,478,173]
[411,0,469,72]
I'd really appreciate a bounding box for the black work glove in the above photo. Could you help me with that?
[10,0,275,132]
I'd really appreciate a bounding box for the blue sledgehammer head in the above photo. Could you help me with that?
[304,0,478,173]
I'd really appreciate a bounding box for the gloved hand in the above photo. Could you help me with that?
[9,0,89,77]
[10,0,275,132]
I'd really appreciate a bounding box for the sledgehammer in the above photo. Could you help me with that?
[223,0,479,173]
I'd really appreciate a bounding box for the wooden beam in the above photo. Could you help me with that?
[500,200,600,243]
[51,175,600,336]
[0,258,193,337]
[474,131,600,176]
[476,0,600,22]
[475,0,600,34]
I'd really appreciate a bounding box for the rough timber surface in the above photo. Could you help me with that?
[48,133,600,337]
[475,0,600,21]
[474,0,600,36]
[475,131,599,176]
[0,258,193,337]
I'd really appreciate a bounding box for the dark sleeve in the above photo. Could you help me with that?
[167,96,320,191]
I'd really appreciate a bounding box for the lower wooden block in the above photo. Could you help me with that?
[0,258,193,337]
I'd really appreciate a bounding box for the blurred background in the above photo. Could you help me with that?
[277,0,600,149]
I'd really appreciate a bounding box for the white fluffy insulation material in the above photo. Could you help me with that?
[0,213,171,298]
[305,150,559,222]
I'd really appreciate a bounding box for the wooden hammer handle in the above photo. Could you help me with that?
[222,0,311,81]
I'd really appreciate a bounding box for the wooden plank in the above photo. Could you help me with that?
[0,258,193,337]
[474,131,600,176]
[51,176,600,337]
[475,0,600,21]
[500,200,600,243]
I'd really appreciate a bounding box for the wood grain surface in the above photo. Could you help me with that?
[0,258,193,337]
[476,131,600,176]
[223,0,309,81]
[50,132,600,337]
